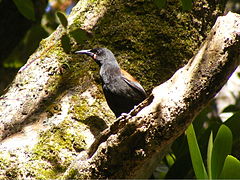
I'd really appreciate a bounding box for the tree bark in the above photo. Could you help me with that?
[0,0,238,179]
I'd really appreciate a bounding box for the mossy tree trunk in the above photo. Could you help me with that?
[0,0,238,179]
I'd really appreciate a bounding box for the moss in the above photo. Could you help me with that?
[0,152,19,179]
[29,119,87,179]
[25,160,57,179]
[67,0,111,38]
[71,96,97,120]
[70,93,114,126]
[63,168,83,179]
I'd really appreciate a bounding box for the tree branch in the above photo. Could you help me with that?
[0,0,110,141]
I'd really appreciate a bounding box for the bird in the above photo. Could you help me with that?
[75,48,147,117]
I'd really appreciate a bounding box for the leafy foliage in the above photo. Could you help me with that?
[219,155,240,178]
[56,11,68,29]
[162,101,240,179]
[69,29,89,44]
[186,124,208,179]
[207,132,213,178]
[61,34,71,53]
[186,124,239,179]
[211,125,232,179]
[12,0,35,21]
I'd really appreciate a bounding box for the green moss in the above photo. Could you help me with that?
[29,119,86,179]
[71,93,113,120]
[69,0,111,26]
[71,97,94,120]
[25,161,57,179]
[63,168,82,179]
[70,93,114,136]
[0,152,19,179]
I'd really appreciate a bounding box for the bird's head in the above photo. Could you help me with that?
[75,48,117,66]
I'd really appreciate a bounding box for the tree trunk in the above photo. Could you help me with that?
[0,0,238,179]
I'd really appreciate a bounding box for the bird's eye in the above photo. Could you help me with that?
[96,49,102,55]
[91,48,103,56]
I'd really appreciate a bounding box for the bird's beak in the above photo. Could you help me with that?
[75,49,95,57]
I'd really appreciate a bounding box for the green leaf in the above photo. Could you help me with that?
[165,153,175,167]
[211,125,232,179]
[61,34,71,53]
[154,0,166,8]
[13,0,35,21]
[181,0,192,11]
[222,105,239,112]
[207,131,213,179]
[224,111,240,139]
[70,29,89,44]
[186,124,208,179]
[56,11,68,29]
[219,155,240,179]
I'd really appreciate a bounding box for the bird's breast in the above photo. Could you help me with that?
[100,65,121,84]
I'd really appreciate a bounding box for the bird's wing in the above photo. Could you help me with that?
[120,69,147,97]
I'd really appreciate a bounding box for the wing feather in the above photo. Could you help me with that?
[120,69,147,98]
